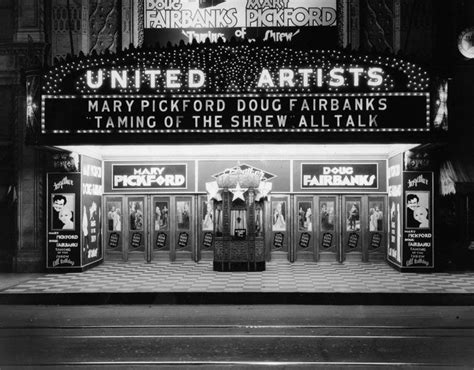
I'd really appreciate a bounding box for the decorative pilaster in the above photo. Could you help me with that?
[121,0,133,48]
[89,0,120,53]
[360,0,400,53]
[15,0,44,43]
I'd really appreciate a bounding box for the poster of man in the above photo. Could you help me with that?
[177,201,190,229]
[154,201,169,231]
[406,192,430,229]
[346,201,360,231]
[129,201,144,231]
[272,201,287,231]
[298,202,312,232]
[51,193,75,230]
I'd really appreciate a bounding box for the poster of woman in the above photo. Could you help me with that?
[368,202,384,232]
[320,201,335,232]
[107,202,122,232]
[202,200,214,231]
[272,201,287,231]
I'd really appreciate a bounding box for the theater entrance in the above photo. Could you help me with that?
[291,194,387,262]
[104,195,195,261]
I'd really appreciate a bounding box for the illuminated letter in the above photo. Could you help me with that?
[86,70,103,89]
[368,67,383,87]
[111,70,127,89]
[166,70,181,88]
[257,69,275,88]
[188,69,205,88]
[329,68,344,87]
[298,68,313,87]
[348,68,364,86]
[279,69,295,87]
[144,70,161,88]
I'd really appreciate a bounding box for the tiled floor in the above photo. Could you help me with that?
[2,260,474,294]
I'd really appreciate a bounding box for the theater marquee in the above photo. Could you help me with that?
[34,43,439,144]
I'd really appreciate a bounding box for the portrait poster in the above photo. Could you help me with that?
[368,201,384,232]
[272,200,287,231]
[402,171,434,269]
[320,200,335,232]
[202,200,214,231]
[47,173,81,270]
[346,201,360,232]
[107,201,122,232]
[177,200,191,230]
[298,201,312,232]
[154,201,169,231]
[129,201,144,231]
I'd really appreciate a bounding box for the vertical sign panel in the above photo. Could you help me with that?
[47,173,81,270]
[81,156,104,266]
[387,154,403,266]
[403,171,434,269]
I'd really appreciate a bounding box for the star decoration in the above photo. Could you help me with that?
[230,183,247,202]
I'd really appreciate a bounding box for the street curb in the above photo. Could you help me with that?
[0,292,473,305]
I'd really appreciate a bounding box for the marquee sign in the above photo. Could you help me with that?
[301,163,378,189]
[35,42,437,143]
[112,164,187,189]
[144,0,337,47]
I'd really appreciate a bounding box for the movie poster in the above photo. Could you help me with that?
[47,173,81,269]
[144,0,337,48]
[402,171,434,269]
[272,200,287,231]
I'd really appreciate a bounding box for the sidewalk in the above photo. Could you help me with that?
[1,260,473,305]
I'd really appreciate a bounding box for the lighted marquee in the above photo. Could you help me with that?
[40,42,432,136]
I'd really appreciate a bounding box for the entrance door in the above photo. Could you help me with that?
[291,194,387,262]
[342,195,364,262]
[151,195,171,260]
[317,196,340,262]
[366,195,387,261]
[197,195,215,260]
[104,195,196,262]
[266,195,290,261]
[173,196,195,261]
[104,196,125,260]
[294,196,315,261]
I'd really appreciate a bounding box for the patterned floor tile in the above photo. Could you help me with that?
[2,260,474,294]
